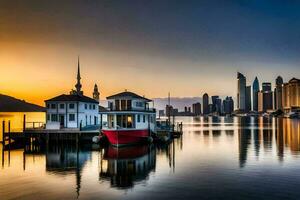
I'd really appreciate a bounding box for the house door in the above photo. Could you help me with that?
[94,116,97,125]
[59,115,64,128]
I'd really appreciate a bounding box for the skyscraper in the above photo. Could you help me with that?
[192,102,201,116]
[215,98,222,115]
[282,78,300,112]
[245,85,252,112]
[223,96,234,115]
[262,82,272,92]
[275,76,283,110]
[252,77,259,111]
[258,83,273,112]
[237,72,246,111]
[211,95,219,113]
[203,93,209,115]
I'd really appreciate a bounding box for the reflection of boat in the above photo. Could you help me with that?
[99,144,156,189]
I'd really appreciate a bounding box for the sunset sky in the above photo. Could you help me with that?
[1,0,300,106]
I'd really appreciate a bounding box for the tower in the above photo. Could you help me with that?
[75,56,83,95]
[252,77,259,111]
[245,85,251,112]
[203,93,209,115]
[275,76,283,110]
[93,84,100,102]
[237,72,246,111]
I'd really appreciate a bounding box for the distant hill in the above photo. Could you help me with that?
[0,94,45,112]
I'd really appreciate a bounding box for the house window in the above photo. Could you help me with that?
[89,104,92,109]
[127,100,132,110]
[116,115,135,128]
[47,114,50,121]
[93,105,96,110]
[137,114,140,123]
[46,104,50,109]
[59,104,65,109]
[127,115,133,128]
[51,114,58,122]
[115,100,120,110]
[143,115,145,123]
[109,102,113,110]
[51,104,56,109]
[121,100,126,110]
[69,103,75,109]
[69,114,75,121]
[85,104,87,109]
[136,102,143,107]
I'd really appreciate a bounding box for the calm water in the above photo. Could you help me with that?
[1,116,300,200]
[0,112,45,141]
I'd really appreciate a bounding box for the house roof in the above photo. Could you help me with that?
[45,94,99,103]
[289,78,300,83]
[106,91,151,102]
[99,105,108,112]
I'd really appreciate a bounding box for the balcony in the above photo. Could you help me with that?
[104,106,156,113]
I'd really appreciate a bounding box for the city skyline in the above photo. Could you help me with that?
[1,1,300,105]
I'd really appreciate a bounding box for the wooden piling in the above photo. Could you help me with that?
[8,121,11,150]
[23,114,26,132]
[1,121,4,144]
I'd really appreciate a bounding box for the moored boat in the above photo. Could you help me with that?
[100,91,156,146]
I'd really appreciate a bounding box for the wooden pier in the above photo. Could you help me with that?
[1,115,100,148]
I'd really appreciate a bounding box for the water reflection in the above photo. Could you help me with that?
[99,145,156,189]
[1,117,300,200]
[235,117,300,167]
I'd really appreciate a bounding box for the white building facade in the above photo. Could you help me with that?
[45,95,99,130]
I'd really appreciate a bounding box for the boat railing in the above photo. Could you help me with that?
[104,107,156,112]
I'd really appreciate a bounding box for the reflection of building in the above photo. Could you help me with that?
[281,119,300,153]
[238,117,251,168]
[99,145,156,189]
[45,142,92,198]
[237,72,246,111]
[282,78,300,113]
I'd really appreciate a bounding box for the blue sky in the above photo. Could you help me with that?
[1,0,300,105]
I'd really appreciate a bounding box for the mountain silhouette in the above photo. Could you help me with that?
[0,94,45,112]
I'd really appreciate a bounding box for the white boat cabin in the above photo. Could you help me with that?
[101,91,156,132]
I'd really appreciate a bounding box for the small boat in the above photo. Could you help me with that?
[100,91,156,146]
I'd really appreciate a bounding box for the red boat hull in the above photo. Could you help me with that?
[102,129,150,146]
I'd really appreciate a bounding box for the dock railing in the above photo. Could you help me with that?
[25,122,45,130]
